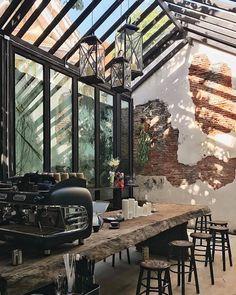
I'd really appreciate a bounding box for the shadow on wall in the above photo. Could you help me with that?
[133,53,236,191]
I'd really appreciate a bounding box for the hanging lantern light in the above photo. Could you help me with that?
[78,35,105,84]
[115,23,143,80]
[111,56,131,93]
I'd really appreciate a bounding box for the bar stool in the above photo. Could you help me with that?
[194,213,212,233]
[190,232,214,285]
[209,225,232,271]
[169,240,199,295]
[136,260,173,295]
[103,249,130,267]
[210,220,228,227]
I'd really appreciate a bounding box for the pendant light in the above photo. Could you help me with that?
[78,35,105,84]
[111,56,131,93]
[115,19,143,80]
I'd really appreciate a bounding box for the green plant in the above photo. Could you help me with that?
[137,128,151,165]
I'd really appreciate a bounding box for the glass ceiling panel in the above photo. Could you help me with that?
[0,0,22,29]
[54,0,116,58]
[12,0,43,36]
[42,0,92,55]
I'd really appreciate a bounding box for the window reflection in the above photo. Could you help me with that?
[120,100,130,175]
[99,91,113,186]
[78,82,95,186]
[15,54,44,175]
[50,69,72,172]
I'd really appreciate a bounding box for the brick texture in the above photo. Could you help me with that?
[133,54,236,189]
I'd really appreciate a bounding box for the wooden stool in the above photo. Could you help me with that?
[136,260,172,295]
[210,220,228,227]
[169,240,200,295]
[209,225,232,271]
[194,213,212,233]
[103,248,130,267]
[190,232,214,285]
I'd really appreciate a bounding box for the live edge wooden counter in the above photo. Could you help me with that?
[0,203,209,295]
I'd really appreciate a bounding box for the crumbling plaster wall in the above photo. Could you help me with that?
[132,40,236,230]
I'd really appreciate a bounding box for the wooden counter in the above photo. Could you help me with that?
[0,203,210,295]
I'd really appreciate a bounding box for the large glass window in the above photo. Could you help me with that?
[120,99,130,175]
[50,70,72,172]
[15,54,44,175]
[78,82,95,186]
[99,91,113,186]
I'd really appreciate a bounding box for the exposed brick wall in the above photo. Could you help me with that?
[133,54,236,189]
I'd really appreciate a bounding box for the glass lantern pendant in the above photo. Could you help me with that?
[79,35,105,84]
[115,23,143,80]
[111,57,131,93]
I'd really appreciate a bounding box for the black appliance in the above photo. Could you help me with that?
[0,173,93,251]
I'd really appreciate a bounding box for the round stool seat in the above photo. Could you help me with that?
[190,232,212,240]
[209,225,229,232]
[141,259,171,270]
[210,220,227,226]
[170,240,193,248]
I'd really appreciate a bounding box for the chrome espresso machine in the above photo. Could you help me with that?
[0,173,93,253]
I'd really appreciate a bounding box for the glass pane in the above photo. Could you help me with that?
[78,82,95,186]
[15,54,44,175]
[99,91,113,186]
[50,69,72,172]
[120,100,130,175]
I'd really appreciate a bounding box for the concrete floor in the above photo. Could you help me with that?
[95,232,236,295]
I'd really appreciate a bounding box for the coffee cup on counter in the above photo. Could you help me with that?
[109,221,120,229]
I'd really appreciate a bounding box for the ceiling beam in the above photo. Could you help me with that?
[168,2,236,32]
[190,0,236,13]
[62,0,126,61]
[3,0,36,35]
[48,0,102,55]
[132,39,189,91]
[0,1,20,29]
[34,0,78,47]
[165,0,236,23]
[16,0,51,38]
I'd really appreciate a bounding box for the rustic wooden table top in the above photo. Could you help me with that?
[0,203,210,295]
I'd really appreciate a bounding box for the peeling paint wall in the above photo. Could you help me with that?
[132,41,236,230]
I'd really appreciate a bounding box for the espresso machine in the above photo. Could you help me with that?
[0,173,93,253]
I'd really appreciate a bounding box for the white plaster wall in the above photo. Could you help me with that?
[132,40,236,229]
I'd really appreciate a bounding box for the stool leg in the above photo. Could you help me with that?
[126,248,131,264]
[200,216,203,233]
[146,270,151,295]
[222,232,226,271]
[112,254,115,267]
[166,269,173,295]
[226,233,233,267]
[204,215,208,233]
[211,231,216,262]
[181,250,185,295]
[206,239,214,285]
[119,251,122,260]
[191,247,200,294]
[188,238,195,282]
[136,267,144,295]
[103,258,106,262]
[158,271,162,295]
[194,217,199,232]
[177,255,181,287]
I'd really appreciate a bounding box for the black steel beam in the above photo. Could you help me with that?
[34,0,78,47]
[169,2,236,32]
[43,65,50,172]
[16,0,51,38]
[132,39,188,91]
[72,77,78,172]
[0,1,19,29]
[63,0,125,62]
[141,10,166,35]
[100,0,144,42]
[143,28,180,66]
[165,0,236,24]
[3,0,36,35]
[105,2,162,57]
[49,0,102,55]
[157,0,184,32]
